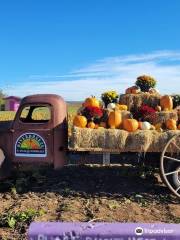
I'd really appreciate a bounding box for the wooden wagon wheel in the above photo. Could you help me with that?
[160,134,180,198]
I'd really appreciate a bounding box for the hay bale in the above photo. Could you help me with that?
[69,127,180,153]
[153,110,178,124]
[119,93,161,111]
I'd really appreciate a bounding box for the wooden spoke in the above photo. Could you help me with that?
[164,155,180,162]
[165,169,180,176]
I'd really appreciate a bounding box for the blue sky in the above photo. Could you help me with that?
[0,0,180,100]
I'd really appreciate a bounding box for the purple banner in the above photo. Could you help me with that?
[28,222,180,240]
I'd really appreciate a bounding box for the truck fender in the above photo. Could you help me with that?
[0,148,5,167]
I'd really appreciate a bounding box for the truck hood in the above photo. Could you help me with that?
[0,121,13,131]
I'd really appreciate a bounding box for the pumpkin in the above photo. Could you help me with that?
[160,95,173,111]
[123,119,139,132]
[125,86,140,94]
[87,121,96,129]
[83,96,100,108]
[108,110,122,129]
[73,115,87,128]
[117,104,128,111]
[139,121,152,130]
[155,105,161,112]
[99,122,107,128]
[154,123,162,131]
[107,103,116,110]
[166,119,177,130]
[178,124,180,130]
[149,88,160,94]
[94,124,99,129]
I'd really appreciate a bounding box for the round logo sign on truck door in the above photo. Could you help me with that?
[15,133,47,157]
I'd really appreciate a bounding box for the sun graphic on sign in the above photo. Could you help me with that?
[20,139,41,150]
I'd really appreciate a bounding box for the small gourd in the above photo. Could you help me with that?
[123,119,139,132]
[166,119,177,130]
[94,124,99,129]
[117,104,128,111]
[87,121,96,129]
[108,110,122,129]
[73,115,87,128]
[160,95,173,111]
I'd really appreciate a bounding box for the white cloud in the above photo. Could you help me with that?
[3,50,180,100]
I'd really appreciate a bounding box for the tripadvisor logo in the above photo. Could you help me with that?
[135,227,144,236]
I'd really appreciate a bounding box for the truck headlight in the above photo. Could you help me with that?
[0,149,5,167]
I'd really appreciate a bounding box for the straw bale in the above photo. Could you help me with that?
[153,110,178,124]
[69,127,180,153]
[119,93,161,111]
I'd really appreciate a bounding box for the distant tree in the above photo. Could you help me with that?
[0,89,7,106]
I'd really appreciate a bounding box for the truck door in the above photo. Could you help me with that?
[12,104,54,164]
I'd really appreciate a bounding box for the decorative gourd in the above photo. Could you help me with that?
[154,123,162,131]
[87,121,96,129]
[94,124,99,129]
[108,110,122,129]
[83,96,100,108]
[166,119,177,130]
[155,105,161,112]
[160,95,173,111]
[123,119,139,132]
[117,104,128,111]
[99,122,107,128]
[139,121,152,130]
[73,115,87,128]
[125,86,140,94]
[107,103,116,110]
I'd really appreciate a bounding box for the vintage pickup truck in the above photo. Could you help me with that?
[0,94,179,198]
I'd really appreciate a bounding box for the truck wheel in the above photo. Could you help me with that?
[160,134,180,198]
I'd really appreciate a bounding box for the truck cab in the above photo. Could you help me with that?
[0,94,68,179]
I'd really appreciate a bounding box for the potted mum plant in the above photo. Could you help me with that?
[136,75,157,92]
[101,90,119,107]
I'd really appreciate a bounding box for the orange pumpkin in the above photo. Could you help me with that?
[99,122,107,128]
[160,95,173,111]
[123,119,139,132]
[166,119,177,130]
[87,121,96,129]
[125,86,140,94]
[83,96,100,108]
[108,110,122,129]
[73,115,87,128]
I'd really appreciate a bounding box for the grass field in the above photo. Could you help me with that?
[0,103,180,239]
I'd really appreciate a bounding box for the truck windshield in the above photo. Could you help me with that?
[20,105,51,123]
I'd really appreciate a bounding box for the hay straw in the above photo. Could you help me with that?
[69,127,180,153]
[119,93,161,111]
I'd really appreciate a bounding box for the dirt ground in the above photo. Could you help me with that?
[0,164,180,240]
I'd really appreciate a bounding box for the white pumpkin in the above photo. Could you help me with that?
[107,103,116,110]
[140,121,152,130]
